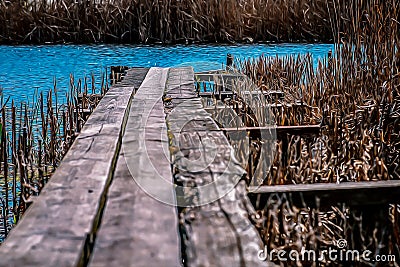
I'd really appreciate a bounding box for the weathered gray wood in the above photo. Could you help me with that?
[198,91,236,100]
[203,103,312,110]
[165,67,272,267]
[222,125,321,138]
[248,180,400,208]
[118,68,150,88]
[0,69,148,267]
[199,91,276,101]
[195,73,245,81]
[89,154,180,267]
[89,67,181,267]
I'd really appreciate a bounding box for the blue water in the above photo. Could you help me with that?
[0,43,334,103]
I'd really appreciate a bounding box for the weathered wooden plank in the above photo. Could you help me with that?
[199,91,266,96]
[248,180,400,208]
[89,154,180,267]
[222,125,321,138]
[198,91,236,100]
[203,103,312,110]
[89,67,181,267]
[199,91,281,101]
[165,67,272,267]
[0,69,148,267]
[118,68,149,88]
[195,73,245,81]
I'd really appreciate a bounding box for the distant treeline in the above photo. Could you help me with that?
[0,0,357,44]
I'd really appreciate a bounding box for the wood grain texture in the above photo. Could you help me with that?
[89,154,180,267]
[89,67,181,267]
[165,67,273,267]
[118,68,149,88]
[0,69,148,267]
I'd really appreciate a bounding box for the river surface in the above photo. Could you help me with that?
[0,43,334,103]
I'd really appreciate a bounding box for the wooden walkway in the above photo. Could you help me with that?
[90,68,180,267]
[0,68,149,266]
[1,65,399,267]
[0,67,270,267]
[165,68,265,267]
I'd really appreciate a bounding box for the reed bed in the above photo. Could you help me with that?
[0,0,340,44]
[252,195,399,266]
[0,73,109,242]
[239,52,399,185]
[200,0,399,265]
[242,0,399,265]
[239,0,400,186]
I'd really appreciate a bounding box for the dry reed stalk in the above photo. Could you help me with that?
[0,72,108,242]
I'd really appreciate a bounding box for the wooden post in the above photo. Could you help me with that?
[226,53,234,70]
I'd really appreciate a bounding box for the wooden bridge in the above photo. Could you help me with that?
[0,66,399,267]
[0,67,272,267]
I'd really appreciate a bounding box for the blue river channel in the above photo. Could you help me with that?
[0,43,334,104]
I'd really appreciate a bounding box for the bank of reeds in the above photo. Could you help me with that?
[0,0,340,44]
[239,0,400,186]
[233,0,400,265]
[253,195,399,266]
[0,73,109,242]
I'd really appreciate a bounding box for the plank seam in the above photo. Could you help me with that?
[76,83,138,267]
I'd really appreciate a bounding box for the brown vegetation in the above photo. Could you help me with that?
[0,73,108,241]
[234,0,400,265]
[0,0,338,44]
[240,0,399,185]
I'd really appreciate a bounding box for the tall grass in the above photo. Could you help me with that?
[240,0,400,185]
[0,73,109,242]
[0,0,339,44]
[234,0,400,265]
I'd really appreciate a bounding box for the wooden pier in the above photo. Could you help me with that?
[0,67,272,267]
[1,66,399,267]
